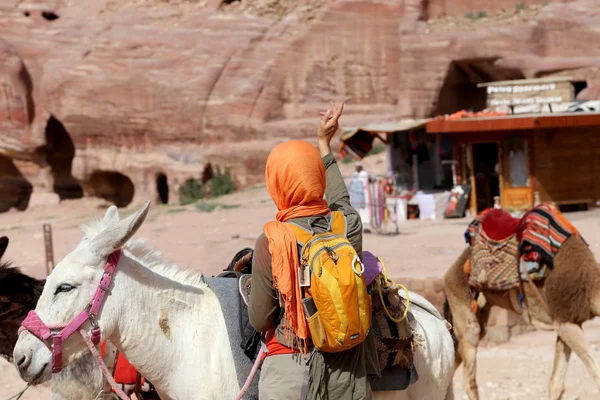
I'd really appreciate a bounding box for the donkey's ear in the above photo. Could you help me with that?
[0,237,8,260]
[89,201,151,258]
[102,205,120,226]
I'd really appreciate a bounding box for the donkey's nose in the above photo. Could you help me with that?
[17,354,28,368]
[14,348,32,374]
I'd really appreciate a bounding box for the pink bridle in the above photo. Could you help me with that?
[19,250,130,399]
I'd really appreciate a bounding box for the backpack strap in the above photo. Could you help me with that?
[287,222,313,246]
[287,211,348,245]
[330,211,348,237]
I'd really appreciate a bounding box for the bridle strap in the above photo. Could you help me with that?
[19,251,122,374]
[90,252,121,316]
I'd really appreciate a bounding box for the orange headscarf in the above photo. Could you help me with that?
[263,140,330,350]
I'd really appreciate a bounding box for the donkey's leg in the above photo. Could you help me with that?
[548,335,571,400]
[556,323,600,389]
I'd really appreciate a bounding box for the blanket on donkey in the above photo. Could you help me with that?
[518,203,586,268]
[370,290,419,391]
[206,277,259,400]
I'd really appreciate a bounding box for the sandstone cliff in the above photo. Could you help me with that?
[0,0,598,210]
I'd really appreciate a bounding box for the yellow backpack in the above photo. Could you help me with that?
[288,211,372,353]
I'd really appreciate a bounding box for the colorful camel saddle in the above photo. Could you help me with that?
[464,204,585,291]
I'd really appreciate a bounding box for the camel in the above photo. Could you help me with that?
[444,207,600,400]
[0,233,156,399]
[14,202,455,400]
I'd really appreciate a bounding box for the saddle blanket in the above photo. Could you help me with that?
[465,204,585,291]
[519,203,586,268]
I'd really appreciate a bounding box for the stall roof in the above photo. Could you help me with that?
[476,76,574,88]
[426,112,600,134]
[341,119,430,141]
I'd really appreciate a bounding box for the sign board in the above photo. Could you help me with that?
[481,79,575,108]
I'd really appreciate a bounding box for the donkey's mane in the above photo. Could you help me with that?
[81,218,207,288]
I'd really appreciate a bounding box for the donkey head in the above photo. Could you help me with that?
[0,236,45,362]
[13,202,149,385]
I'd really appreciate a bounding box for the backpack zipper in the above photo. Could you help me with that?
[308,242,353,276]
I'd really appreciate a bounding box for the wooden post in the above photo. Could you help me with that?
[534,191,541,206]
[493,196,501,209]
[43,224,55,276]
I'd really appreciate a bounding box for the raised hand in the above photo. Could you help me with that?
[317,101,344,156]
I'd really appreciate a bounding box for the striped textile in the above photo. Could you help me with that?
[469,229,521,291]
[518,204,586,268]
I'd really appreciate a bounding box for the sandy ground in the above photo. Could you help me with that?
[2,175,600,398]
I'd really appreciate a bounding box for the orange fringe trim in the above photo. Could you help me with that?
[471,299,479,314]
[463,259,472,275]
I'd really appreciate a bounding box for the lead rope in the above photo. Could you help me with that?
[521,258,552,317]
[375,257,410,323]
[6,384,30,400]
[81,329,130,400]
[232,344,266,400]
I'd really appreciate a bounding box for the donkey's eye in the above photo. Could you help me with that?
[54,284,75,295]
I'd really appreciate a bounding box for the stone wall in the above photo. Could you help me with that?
[396,276,534,344]
[425,0,557,19]
[2,0,600,211]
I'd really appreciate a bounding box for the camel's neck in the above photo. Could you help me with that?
[103,256,238,399]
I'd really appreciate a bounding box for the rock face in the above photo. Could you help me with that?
[1,0,600,209]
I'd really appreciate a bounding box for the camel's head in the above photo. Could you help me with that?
[13,202,150,385]
[0,236,45,362]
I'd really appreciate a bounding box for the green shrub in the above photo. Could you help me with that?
[211,166,235,198]
[179,178,205,205]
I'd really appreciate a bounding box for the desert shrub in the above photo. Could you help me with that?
[179,178,206,205]
[211,166,235,198]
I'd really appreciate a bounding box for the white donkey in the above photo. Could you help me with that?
[13,202,455,399]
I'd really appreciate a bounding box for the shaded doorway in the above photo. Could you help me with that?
[87,170,135,208]
[473,143,500,212]
[44,116,83,200]
[0,155,32,212]
[156,173,169,204]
